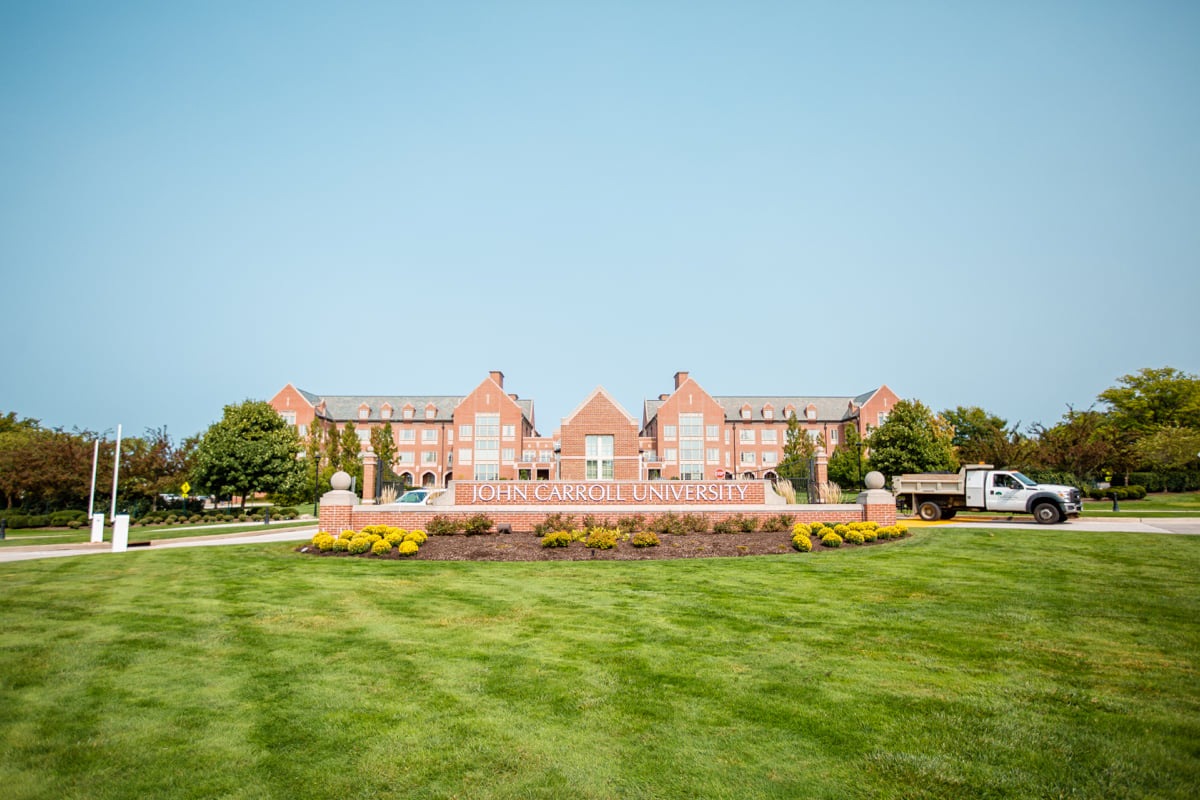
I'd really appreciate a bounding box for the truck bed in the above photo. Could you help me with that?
[892,473,966,495]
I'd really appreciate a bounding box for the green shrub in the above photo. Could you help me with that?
[398,540,419,556]
[582,514,614,530]
[371,539,392,556]
[67,519,83,529]
[533,513,576,536]
[463,514,493,535]
[761,514,794,532]
[712,520,737,535]
[735,514,758,533]
[631,531,660,548]
[650,512,685,536]
[681,513,708,533]
[427,516,462,536]
[348,536,372,555]
[821,532,843,548]
[616,514,645,533]
[541,531,571,548]
[585,529,619,550]
[188,514,201,523]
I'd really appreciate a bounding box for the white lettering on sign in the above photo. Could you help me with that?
[467,482,755,505]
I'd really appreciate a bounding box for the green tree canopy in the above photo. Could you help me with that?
[370,421,396,469]
[191,400,303,510]
[1099,367,1200,433]
[866,399,958,482]
[1133,425,1200,470]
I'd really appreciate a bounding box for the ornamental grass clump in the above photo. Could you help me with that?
[540,531,571,548]
[791,533,812,552]
[585,528,619,550]
[631,531,660,548]
[821,532,843,548]
[397,540,418,556]
[371,539,392,556]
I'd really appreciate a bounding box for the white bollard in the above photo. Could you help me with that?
[111,514,130,553]
[91,513,105,543]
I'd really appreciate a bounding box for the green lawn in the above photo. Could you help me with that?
[1082,490,1200,516]
[1,529,1198,799]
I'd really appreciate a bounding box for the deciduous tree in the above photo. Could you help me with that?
[191,400,303,511]
[866,399,958,482]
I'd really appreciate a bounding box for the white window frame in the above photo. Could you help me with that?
[585,434,614,480]
[762,429,777,444]
[422,429,438,443]
[739,429,755,444]
[399,428,415,442]
[459,425,473,441]
[740,451,755,465]
[706,447,720,464]
[458,448,472,465]
[706,424,720,441]
[422,450,438,464]
[662,424,676,441]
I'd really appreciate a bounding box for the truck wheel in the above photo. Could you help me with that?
[1032,502,1062,525]
[917,501,942,522]
[941,509,957,520]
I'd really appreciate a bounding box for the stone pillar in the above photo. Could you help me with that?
[362,451,377,505]
[319,470,360,535]
[856,471,898,526]
[814,447,830,502]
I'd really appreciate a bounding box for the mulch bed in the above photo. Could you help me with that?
[296,530,905,562]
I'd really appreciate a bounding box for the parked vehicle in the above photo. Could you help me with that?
[393,488,447,505]
[892,465,1082,524]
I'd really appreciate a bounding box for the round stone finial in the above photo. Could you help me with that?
[330,470,352,491]
[865,471,885,490]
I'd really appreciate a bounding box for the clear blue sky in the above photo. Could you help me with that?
[2,1,1198,441]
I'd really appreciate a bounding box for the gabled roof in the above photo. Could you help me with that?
[643,390,886,426]
[562,387,638,427]
[294,387,322,406]
[313,395,463,423]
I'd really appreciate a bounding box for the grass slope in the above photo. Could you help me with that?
[1,529,1198,799]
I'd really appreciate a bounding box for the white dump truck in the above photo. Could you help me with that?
[892,465,1083,524]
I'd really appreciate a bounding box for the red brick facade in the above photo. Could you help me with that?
[272,370,899,488]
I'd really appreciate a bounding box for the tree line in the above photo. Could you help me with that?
[841,367,1200,488]
[3,366,1198,514]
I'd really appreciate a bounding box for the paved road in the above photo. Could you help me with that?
[937,518,1200,534]
[0,526,316,564]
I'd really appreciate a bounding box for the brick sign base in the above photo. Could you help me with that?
[319,481,896,535]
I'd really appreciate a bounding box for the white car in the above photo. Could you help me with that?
[394,488,446,505]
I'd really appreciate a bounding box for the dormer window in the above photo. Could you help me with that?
[763,405,774,420]
[784,404,795,419]
[380,404,392,420]
[403,405,414,420]
[806,405,817,421]
[425,403,437,420]
[741,405,752,421]
[358,405,370,420]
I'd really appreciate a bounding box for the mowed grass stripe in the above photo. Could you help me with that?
[0,529,1198,799]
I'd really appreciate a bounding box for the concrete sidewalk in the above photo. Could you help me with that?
[934,517,1200,535]
[0,525,317,563]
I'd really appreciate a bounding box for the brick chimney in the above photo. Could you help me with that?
[674,371,689,390]
[489,370,505,388]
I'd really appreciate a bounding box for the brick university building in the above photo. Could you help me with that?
[270,371,898,488]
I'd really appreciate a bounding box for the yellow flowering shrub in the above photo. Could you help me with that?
[348,536,372,555]
[332,538,350,552]
[792,522,812,537]
[844,530,865,545]
[404,530,428,544]
[585,528,619,549]
[861,528,878,542]
[316,534,335,552]
[338,530,357,541]
[833,524,849,536]
[385,531,404,546]
[398,541,419,556]
[631,531,660,548]
[821,532,843,548]
[362,525,389,536]
[371,539,392,556]
[541,531,571,548]
[366,533,383,545]
[791,533,812,552]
